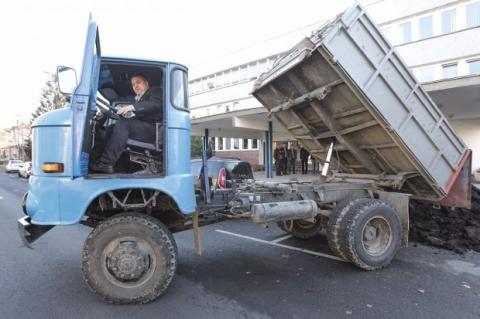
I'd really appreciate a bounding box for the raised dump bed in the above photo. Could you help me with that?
[252,3,471,204]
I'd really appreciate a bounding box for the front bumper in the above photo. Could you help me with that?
[17,216,54,248]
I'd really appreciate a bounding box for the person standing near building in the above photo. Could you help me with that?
[289,145,297,174]
[273,143,285,176]
[300,146,309,175]
[311,154,318,174]
[282,143,289,175]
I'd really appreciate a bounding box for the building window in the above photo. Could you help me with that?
[441,9,456,34]
[218,137,224,151]
[419,16,433,40]
[239,66,248,82]
[399,21,412,44]
[224,71,231,86]
[442,63,457,79]
[415,66,434,82]
[467,2,480,28]
[252,139,258,149]
[231,68,239,84]
[243,138,248,149]
[233,138,240,150]
[468,60,480,75]
[248,63,258,80]
[224,138,231,150]
[258,60,268,74]
[207,75,215,89]
[216,72,224,87]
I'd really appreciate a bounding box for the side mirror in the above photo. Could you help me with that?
[57,66,78,95]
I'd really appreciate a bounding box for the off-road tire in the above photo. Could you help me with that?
[342,199,402,270]
[326,198,370,260]
[81,213,177,304]
[276,218,323,239]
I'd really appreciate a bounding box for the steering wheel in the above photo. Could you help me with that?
[95,95,121,120]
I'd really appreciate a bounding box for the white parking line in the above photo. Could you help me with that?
[271,234,293,243]
[215,229,345,262]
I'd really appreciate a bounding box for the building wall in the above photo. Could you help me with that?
[212,137,262,166]
[365,0,459,25]
[450,118,480,176]
[370,0,480,81]
[189,54,281,120]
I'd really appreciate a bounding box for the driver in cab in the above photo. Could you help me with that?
[90,73,162,174]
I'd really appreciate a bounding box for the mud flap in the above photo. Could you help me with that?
[17,216,54,248]
[438,149,472,209]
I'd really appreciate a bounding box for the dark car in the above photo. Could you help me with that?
[191,157,254,192]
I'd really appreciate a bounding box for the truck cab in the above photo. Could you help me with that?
[18,18,196,303]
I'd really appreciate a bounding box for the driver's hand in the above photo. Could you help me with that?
[116,104,135,115]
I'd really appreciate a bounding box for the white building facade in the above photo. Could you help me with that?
[369,0,480,174]
[189,0,480,172]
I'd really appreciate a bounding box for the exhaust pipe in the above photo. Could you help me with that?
[251,200,318,224]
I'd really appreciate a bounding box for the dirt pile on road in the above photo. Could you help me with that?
[409,186,480,253]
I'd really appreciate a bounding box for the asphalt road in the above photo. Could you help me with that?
[1,171,479,319]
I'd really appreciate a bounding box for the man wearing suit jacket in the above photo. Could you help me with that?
[91,73,162,174]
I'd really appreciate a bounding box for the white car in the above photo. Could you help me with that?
[5,160,24,173]
[18,161,32,178]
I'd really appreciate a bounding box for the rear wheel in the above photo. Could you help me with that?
[326,198,369,260]
[342,200,402,270]
[276,217,323,239]
[82,213,177,304]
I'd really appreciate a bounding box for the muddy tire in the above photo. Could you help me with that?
[276,218,323,239]
[82,213,177,304]
[326,198,370,260]
[342,199,402,270]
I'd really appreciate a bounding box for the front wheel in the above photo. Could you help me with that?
[81,213,177,304]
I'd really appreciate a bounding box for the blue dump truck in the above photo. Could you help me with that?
[19,4,473,304]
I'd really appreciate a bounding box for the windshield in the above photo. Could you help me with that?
[190,161,202,176]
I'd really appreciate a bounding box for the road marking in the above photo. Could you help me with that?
[215,229,345,262]
[0,196,3,200]
[271,234,293,243]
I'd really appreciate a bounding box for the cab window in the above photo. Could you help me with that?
[171,69,189,110]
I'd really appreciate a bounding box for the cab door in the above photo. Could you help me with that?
[71,17,101,177]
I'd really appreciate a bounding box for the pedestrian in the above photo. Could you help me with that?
[300,146,309,174]
[289,145,297,174]
[282,143,289,175]
[273,143,285,176]
[311,155,319,174]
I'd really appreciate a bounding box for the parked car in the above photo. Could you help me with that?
[191,157,254,193]
[5,159,24,173]
[18,161,32,178]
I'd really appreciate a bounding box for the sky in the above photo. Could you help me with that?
[0,0,360,130]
